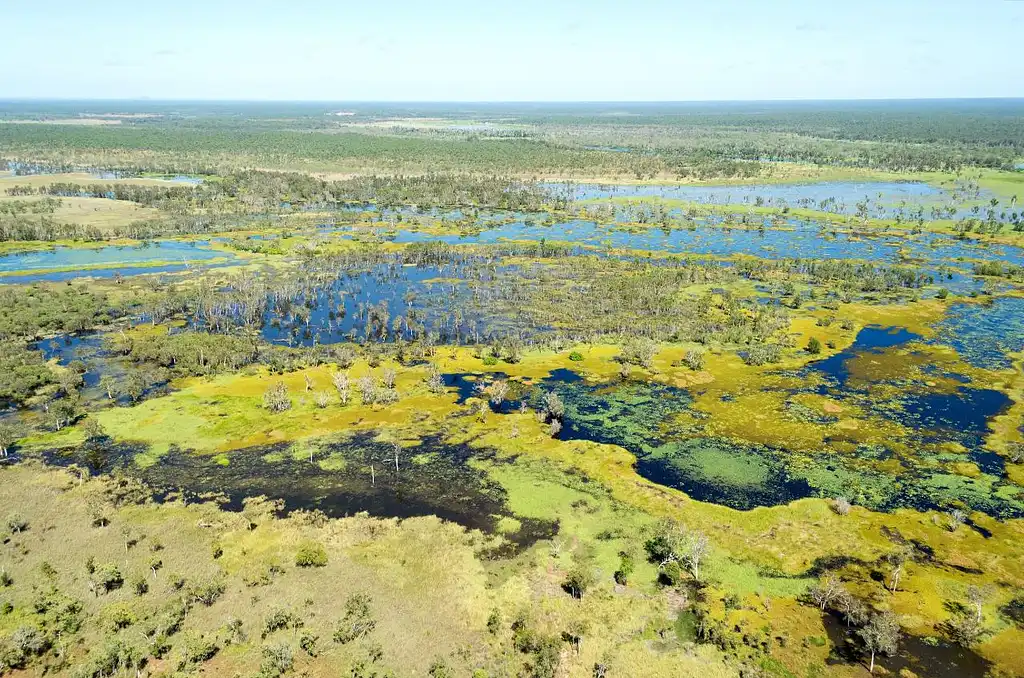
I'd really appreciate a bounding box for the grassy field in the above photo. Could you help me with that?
[0,194,159,231]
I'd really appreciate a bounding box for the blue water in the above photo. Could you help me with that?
[545,181,1015,222]
[0,241,234,282]
[385,218,1023,290]
[553,181,943,206]
[931,298,1024,370]
[808,325,923,387]
[802,324,1012,452]
[1,164,203,185]
[201,261,529,347]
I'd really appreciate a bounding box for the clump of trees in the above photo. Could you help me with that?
[644,520,710,585]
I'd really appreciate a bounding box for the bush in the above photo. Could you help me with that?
[682,349,704,371]
[833,497,852,516]
[295,540,328,568]
[563,564,595,599]
[6,513,28,534]
[429,658,455,678]
[94,563,124,593]
[806,337,822,354]
[743,343,782,366]
[568,351,584,362]
[131,574,149,596]
[333,593,375,644]
[187,577,226,606]
[263,608,303,638]
[258,641,294,678]
[299,630,318,657]
[100,602,137,632]
[263,381,291,412]
[178,633,218,670]
[619,337,658,369]
[614,551,635,585]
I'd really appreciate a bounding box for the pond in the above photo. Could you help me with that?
[821,611,993,678]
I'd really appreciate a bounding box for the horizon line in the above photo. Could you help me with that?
[2,96,1024,104]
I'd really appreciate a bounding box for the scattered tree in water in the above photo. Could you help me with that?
[858,611,899,674]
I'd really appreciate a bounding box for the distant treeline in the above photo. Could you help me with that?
[4,108,1021,178]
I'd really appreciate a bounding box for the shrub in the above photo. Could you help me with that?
[100,602,137,632]
[258,641,294,678]
[542,391,565,421]
[333,593,375,644]
[299,630,318,657]
[95,563,124,593]
[295,540,328,568]
[6,513,28,534]
[263,381,291,412]
[806,337,822,354]
[614,551,635,585]
[131,574,149,596]
[178,633,218,670]
[263,608,303,638]
[682,349,704,371]
[563,564,595,599]
[187,577,225,606]
[486,609,501,635]
[619,337,658,369]
[429,658,455,678]
[743,343,782,366]
[833,497,852,516]
[568,351,584,362]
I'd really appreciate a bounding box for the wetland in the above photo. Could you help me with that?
[0,100,1022,678]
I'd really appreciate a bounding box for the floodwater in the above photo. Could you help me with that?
[931,297,1024,370]
[0,240,235,283]
[386,218,1024,287]
[822,612,991,678]
[551,180,943,206]
[441,340,1021,517]
[43,432,557,549]
[253,262,516,347]
[545,180,1014,222]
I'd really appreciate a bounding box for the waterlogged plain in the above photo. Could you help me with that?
[550,179,1020,222]
[2,111,1024,678]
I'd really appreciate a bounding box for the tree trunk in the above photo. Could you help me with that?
[869,650,875,673]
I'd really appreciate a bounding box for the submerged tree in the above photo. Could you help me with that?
[0,423,19,458]
[858,611,899,674]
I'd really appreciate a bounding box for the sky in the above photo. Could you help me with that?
[3,0,1023,101]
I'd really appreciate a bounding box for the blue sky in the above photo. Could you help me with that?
[3,0,1023,101]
